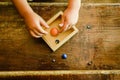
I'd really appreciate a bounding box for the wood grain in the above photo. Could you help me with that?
[0,3,120,71]
[0,70,120,80]
[0,2,120,80]
[1,0,120,3]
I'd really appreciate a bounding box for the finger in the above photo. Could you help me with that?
[68,25,72,30]
[59,23,69,33]
[35,24,48,34]
[33,29,43,36]
[59,15,64,27]
[30,30,41,38]
[63,23,69,32]
[40,18,49,28]
[68,24,74,30]
[62,20,69,32]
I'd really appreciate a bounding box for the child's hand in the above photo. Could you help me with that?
[24,12,49,38]
[59,7,79,32]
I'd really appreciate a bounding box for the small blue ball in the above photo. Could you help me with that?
[62,54,67,59]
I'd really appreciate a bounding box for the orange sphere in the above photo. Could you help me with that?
[50,28,59,36]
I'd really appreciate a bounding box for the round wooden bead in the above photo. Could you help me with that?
[50,28,59,36]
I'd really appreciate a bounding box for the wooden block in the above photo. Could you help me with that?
[42,11,78,51]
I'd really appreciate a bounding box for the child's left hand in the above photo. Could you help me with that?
[59,7,79,32]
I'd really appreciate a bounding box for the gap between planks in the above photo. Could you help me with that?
[0,70,119,77]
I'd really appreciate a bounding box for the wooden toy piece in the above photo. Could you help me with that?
[42,11,78,51]
[50,28,59,36]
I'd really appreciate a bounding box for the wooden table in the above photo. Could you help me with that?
[0,2,120,80]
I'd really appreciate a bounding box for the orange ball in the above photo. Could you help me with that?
[50,28,59,36]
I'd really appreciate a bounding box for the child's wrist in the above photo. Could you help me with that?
[67,6,80,13]
[67,0,81,12]
[67,5,80,12]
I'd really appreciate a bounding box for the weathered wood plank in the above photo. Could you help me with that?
[0,74,120,80]
[1,0,120,3]
[0,70,120,80]
[0,3,120,71]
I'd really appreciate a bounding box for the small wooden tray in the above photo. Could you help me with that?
[42,11,78,51]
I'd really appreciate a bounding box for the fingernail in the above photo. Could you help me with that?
[42,31,47,34]
[59,23,63,27]
[47,25,49,28]
[36,36,42,38]
[45,31,48,34]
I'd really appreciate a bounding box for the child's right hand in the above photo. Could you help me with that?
[24,12,49,38]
